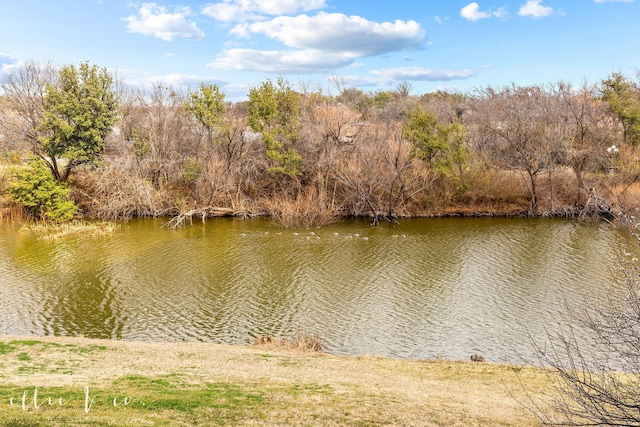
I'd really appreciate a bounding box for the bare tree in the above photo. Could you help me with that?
[396,81,414,99]
[306,102,363,147]
[553,81,615,190]
[331,110,431,223]
[336,87,372,117]
[522,216,640,426]
[128,84,198,189]
[471,85,555,212]
[0,61,56,151]
[418,90,467,124]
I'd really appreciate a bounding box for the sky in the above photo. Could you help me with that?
[0,0,638,101]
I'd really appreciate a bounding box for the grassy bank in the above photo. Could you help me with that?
[0,335,552,426]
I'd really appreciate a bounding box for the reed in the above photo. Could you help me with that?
[20,220,119,240]
[291,329,323,352]
[0,203,29,224]
[254,330,323,353]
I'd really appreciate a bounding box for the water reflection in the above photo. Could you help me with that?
[0,217,636,362]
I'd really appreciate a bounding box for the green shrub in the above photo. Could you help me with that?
[8,159,78,222]
[1,150,24,165]
[182,158,203,183]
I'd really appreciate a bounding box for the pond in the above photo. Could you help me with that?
[0,217,637,362]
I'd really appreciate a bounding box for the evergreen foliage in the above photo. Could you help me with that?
[248,78,303,177]
[8,159,78,222]
[600,72,640,146]
[184,83,226,145]
[39,62,118,181]
[404,108,468,178]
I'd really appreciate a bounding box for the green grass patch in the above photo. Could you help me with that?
[48,368,74,375]
[8,340,45,347]
[66,344,108,354]
[278,357,296,367]
[16,366,39,375]
[3,340,108,356]
[258,353,275,359]
[0,376,341,426]
[16,353,30,362]
[287,383,333,396]
[0,377,272,426]
[142,382,265,415]
[0,342,18,355]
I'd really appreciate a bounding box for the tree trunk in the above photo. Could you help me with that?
[528,170,538,212]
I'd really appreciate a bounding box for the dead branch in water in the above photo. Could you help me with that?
[164,207,254,229]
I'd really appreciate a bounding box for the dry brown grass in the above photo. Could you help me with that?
[461,169,529,208]
[254,330,323,352]
[611,181,640,212]
[263,189,338,228]
[0,334,550,426]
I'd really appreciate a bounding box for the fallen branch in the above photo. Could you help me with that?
[164,207,254,229]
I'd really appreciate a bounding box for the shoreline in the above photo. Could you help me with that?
[0,334,548,426]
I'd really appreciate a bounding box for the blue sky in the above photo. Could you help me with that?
[0,0,638,100]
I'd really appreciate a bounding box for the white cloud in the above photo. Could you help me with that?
[518,0,554,18]
[460,3,507,21]
[208,48,356,73]
[460,3,491,21]
[202,0,327,22]
[237,13,425,56]
[209,13,425,74]
[0,53,17,69]
[493,7,508,18]
[202,2,430,79]
[229,23,251,38]
[123,3,205,41]
[150,73,219,87]
[202,2,260,22]
[326,66,477,88]
[325,74,381,88]
[432,84,471,93]
[0,54,21,81]
[119,69,225,90]
[219,82,251,101]
[370,67,477,82]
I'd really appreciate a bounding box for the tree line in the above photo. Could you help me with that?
[1,61,639,225]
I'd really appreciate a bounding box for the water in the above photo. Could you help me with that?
[0,217,636,362]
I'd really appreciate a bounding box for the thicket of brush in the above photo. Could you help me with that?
[2,62,640,226]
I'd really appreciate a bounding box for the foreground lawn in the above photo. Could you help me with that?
[0,335,550,426]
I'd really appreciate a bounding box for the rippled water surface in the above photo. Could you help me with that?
[0,217,637,361]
